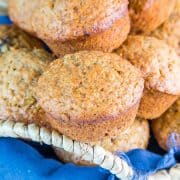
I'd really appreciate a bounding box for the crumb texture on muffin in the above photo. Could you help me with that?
[151,8,180,55]
[8,0,129,41]
[152,99,180,150]
[117,36,180,95]
[0,49,52,123]
[36,51,144,122]
[35,51,144,142]
[129,0,176,33]
[0,25,43,52]
[8,0,131,55]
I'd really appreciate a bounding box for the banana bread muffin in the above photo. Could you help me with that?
[0,49,52,124]
[54,117,149,165]
[152,99,180,150]
[8,0,130,56]
[116,36,180,119]
[129,0,176,34]
[35,51,144,142]
[0,25,43,52]
[151,7,180,55]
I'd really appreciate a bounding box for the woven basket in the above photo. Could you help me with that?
[0,120,179,180]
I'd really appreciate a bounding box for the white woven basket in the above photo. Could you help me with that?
[0,120,179,180]
[0,120,134,179]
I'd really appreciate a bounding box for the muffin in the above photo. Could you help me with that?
[0,48,52,124]
[54,117,149,166]
[0,25,43,52]
[152,99,180,150]
[151,6,180,55]
[8,0,130,56]
[129,0,176,34]
[175,0,180,13]
[116,36,180,119]
[35,51,144,142]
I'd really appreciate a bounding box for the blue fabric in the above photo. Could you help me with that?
[127,149,177,179]
[0,16,179,180]
[0,137,179,180]
[0,16,12,24]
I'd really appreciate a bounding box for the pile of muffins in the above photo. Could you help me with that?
[0,0,179,166]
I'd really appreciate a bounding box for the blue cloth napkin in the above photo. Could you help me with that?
[0,137,179,180]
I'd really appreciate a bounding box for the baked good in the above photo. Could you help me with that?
[8,0,130,56]
[54,117,149,165]
[129,0,176,34]
[152,99,180,150]
[0,48,52,124]
[35,51,144,142]
[116,36,180,119]
[0,25,43,52]
[151,5,180,55]
[175,0,180,13]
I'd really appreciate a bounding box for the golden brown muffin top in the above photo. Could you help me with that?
[129,0,176,34]
[152,98,180,150]
[116,36,180,95]
[151,11,180,55]
[8,0,129,41]
[35,51,144,123]
[0,25,43,52]
[0,48,52,122]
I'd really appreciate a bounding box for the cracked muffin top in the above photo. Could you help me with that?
[8,0,129,41]
[0,48,52,122]
[35,51,144,123]
[0,25,43,52]
[116,36,180,95]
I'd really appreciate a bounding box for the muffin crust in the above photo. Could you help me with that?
[8,0,130,55]
[116,36,180,119]
[36,51,144,141]
[138,89,178,119]
[129,0,176,34]
[151,9,180,55]
[44,103,139,142]
[0,49,52,123]
[9,0,129,41]
[45,14,130,56]
[0,25,43,52]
